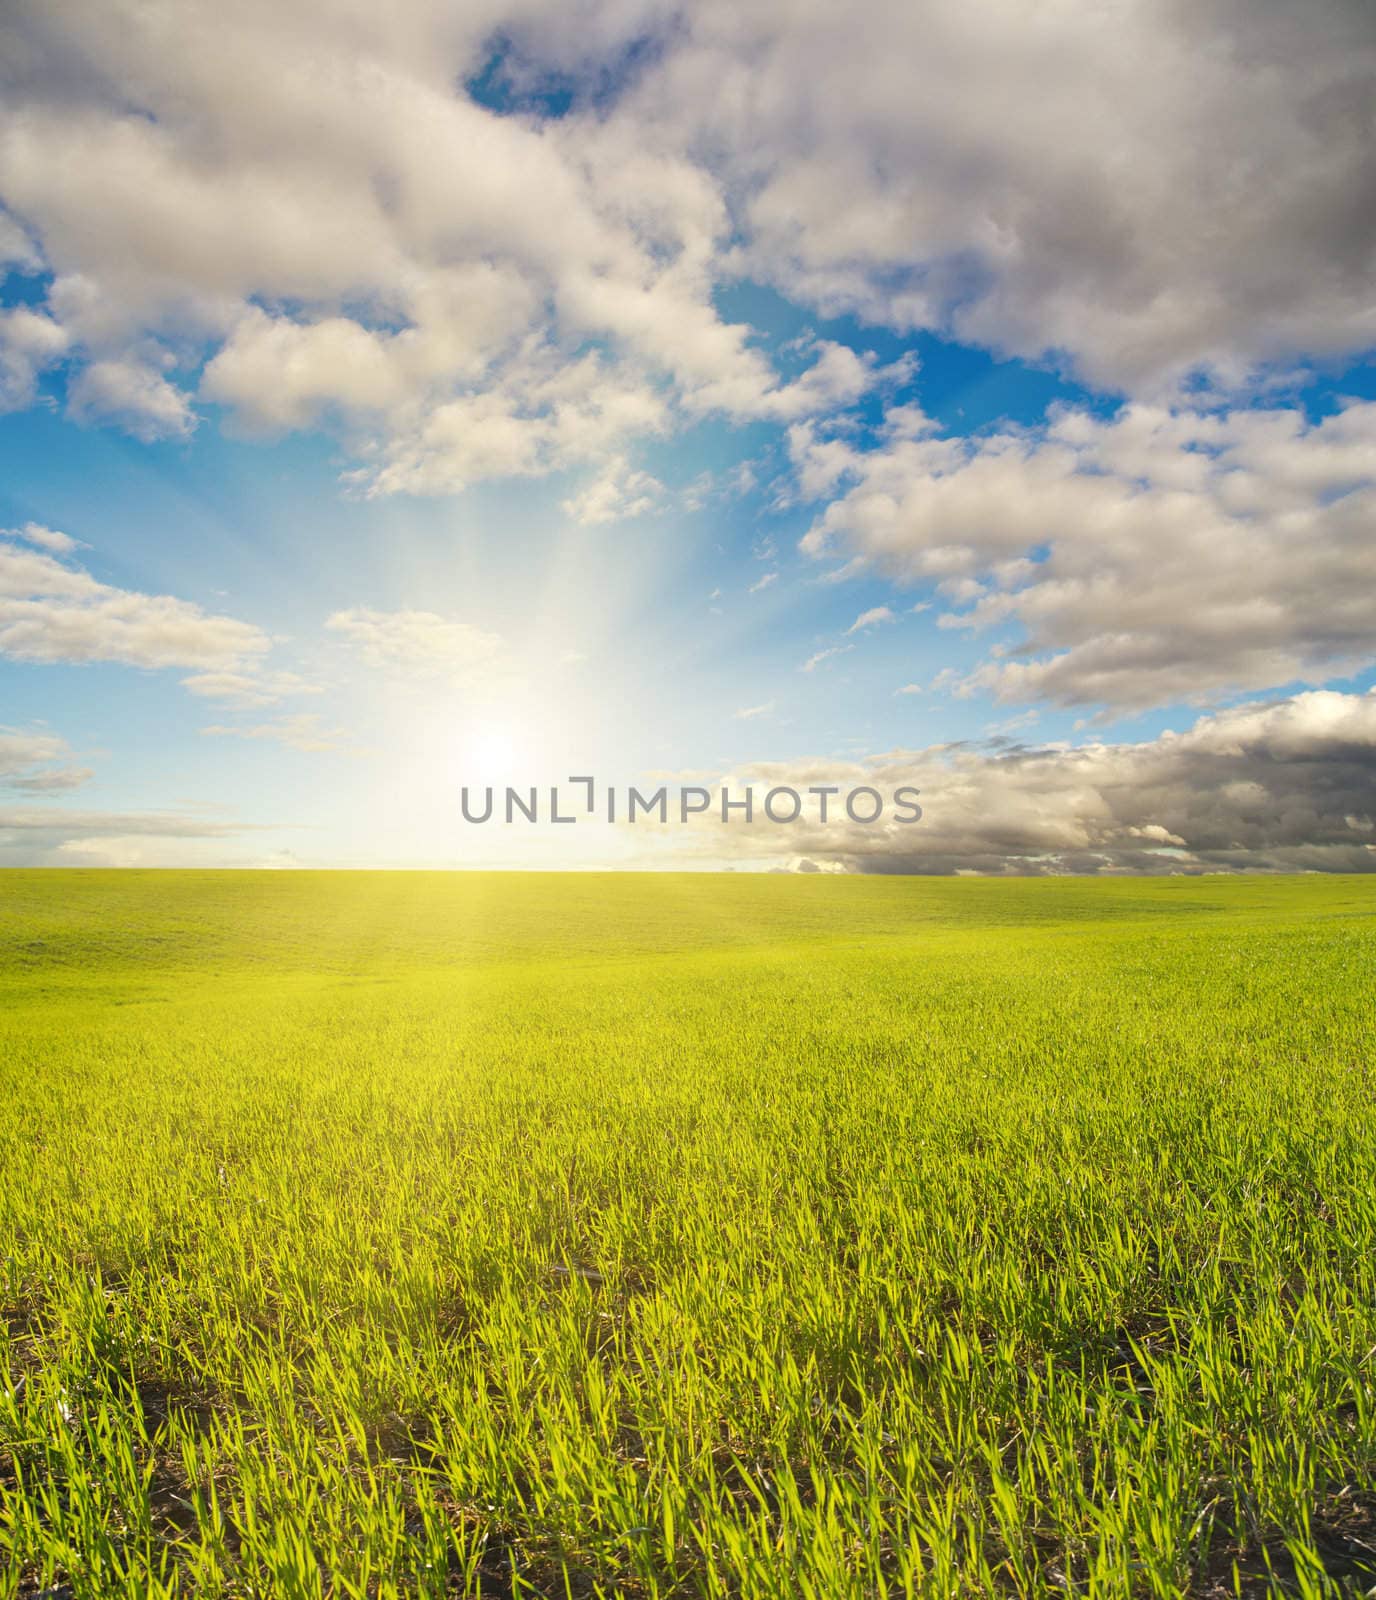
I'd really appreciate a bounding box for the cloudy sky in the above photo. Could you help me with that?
[1,0,1374,872]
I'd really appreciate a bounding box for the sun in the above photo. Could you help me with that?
[463,721,521,782]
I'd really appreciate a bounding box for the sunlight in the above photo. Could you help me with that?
[463,720,522,781]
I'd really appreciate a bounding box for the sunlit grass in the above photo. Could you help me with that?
[2,871,1375,1596]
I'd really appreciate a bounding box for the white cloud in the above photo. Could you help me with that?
[748,570,778,594]
[806,397,1376,712]
[326,607,503,679]
[787,420,863,503]
[15,0,1315,490]
[51,837,176,867]
[359,349,672,497]
[201,714,347,752]
[634,0,1376,391]
[181,669,323,707]
[0,727,91,793]
[560,454,663,525]
[67,356,195,440]
[0,305,68,410]
[845,605,895,634]
[203,310,442,431]
[985,709,1039,739]
[0,533,269,669]
[8,522,82,555]
[755,340,883,421]
[0,210,41,271]
[0,4,899,489]
[801,644,852,673]
[0,804,264,866]
[734,700,775,720]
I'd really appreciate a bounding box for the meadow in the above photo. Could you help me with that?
[2,869,1375,1598]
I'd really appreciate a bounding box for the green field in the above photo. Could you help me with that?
[2,871,1375,1598]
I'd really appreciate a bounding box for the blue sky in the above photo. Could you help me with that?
[2,0,1375,871]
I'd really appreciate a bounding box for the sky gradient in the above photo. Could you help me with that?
[2,0,1375,871]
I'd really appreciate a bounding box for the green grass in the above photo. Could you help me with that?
[2,870,1375,1598]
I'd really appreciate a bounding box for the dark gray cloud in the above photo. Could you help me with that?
[701,690,1376,874]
